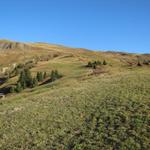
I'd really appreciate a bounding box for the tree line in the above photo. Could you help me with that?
[10,69,62,93]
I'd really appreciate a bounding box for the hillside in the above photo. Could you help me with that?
[0,40,150,149]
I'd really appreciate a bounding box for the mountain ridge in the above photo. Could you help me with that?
[1,39,149,55]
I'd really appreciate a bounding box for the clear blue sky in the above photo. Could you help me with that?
[0,0,150,53]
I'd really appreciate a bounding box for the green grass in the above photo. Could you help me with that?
[0,41,150,149]
[0,68,150,150]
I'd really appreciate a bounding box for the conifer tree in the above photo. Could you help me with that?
[36,72,40,82]
[10,86,15,93]
[43,72,47,79]
[54,70,59,77]
[32,77,38,88]
[15,82,22,93]
[93,64,97,69]
[50,70,56,81]
[55,70,62,79]
[103,60,107,65]
[24,69,32,87]
[87,61,92,67]
[94,61,97,65]
[40,72,44,81]
[19,70,26,89]
[36,72,43,82]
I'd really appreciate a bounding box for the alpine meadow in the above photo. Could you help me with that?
[0,40,149,149]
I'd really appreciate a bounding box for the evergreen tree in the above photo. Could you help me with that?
[55,70,62,78]
[54,70,58,77]
[10,86,15,93]
[87,61,92,67]
[50,70,56,81]
[19,70,26,89]
[43,72,47,79]
[32,77,38,88]
[40,72,44,81]
[93,64,97,69]
[24,69,33,87]
[36,72,43,82]
[103,60,107,65]
[36,72,40,82]
[50,70,62,81]
[15,82,22,93]
[94,61,97,65]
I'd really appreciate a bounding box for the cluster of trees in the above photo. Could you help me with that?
[10,69,62,93]
[87,60,107,69]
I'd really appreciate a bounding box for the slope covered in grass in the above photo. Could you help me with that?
[0,69,150,149]
[0,40,150,149]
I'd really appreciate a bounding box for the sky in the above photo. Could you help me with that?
[0,0,150,53]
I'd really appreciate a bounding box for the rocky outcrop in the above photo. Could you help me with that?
[0,40,32,50]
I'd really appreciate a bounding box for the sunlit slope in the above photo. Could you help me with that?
[0,69,150,149]
[0,39,149,68]
[0,39,150,149]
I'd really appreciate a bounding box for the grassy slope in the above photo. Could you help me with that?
[0,42,150,149]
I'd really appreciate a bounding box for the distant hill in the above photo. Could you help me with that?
[0,39,149,67]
